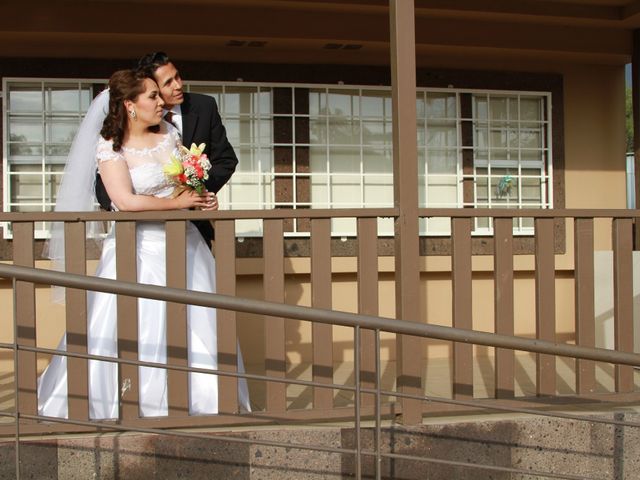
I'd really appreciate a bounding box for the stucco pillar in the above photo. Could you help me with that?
[390,0,422,425]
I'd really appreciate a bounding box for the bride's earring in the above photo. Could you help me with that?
[129,109,137,120]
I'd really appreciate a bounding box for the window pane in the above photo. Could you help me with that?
[474,96,488,121]
[426,121,457,148]
[490,128,509,149]
[416,95,426,119]
[521,149,545,162]
[9,143,42,158]
[361,90,391,118]
[229,175,268,207]
[9,118,43,143]
[362,120,392,145]
[309,90,327,116]
[310,146,328,173]
[427,176,458,207]
[10,171,43,204]
[520,125,543,149]
[46,85,82,112]
[236,147,273,173]
[521,169,543,203]
[311,174,329,206]
[45,144,71,162]
[490,97,509,121]
[46,119,79,143]
[8,86,43,113]
[327,90,359,117]
[520,97,543,122]
[258,89,273,115]
[427,150,457,174]
[475,127,488,150]
[310,119,328,144]
[427,93,457,119]
[223,87,260,115]
[364,174,393,206]
[331,175,361,205]
[363,148,392,174]
[328,147,360,173]
[328,118,360,145]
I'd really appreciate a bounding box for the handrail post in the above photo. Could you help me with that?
[390,0,422,425]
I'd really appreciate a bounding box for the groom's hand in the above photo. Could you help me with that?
[200,192,218,211]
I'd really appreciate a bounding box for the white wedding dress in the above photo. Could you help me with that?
[37,126,250,419]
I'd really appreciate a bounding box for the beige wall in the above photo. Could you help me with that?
[0,60,629,387]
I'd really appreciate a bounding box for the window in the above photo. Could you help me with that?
[471,93,551,233]
[2,79,553,239]
[308,87,394,235]
[187,84,275,236]
[3,79,101,236]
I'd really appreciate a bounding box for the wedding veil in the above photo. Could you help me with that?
[45,88,110,301]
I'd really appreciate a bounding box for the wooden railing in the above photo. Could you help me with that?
[0,208,639,435]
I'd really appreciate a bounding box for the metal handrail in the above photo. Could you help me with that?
[2,262,640,367]
[1,262,637,480]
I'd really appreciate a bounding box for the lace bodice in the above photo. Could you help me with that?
[97,126,181,199]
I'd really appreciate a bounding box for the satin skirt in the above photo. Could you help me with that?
[37,222,250,419]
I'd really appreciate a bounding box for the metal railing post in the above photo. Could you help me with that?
[375,329,382,480]
[12,278,20,480]
[354,325,361,480]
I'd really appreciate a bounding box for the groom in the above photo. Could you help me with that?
[96,52,238,245]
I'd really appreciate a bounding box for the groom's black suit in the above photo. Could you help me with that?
[177,92,238,243]
[96,92,238,245]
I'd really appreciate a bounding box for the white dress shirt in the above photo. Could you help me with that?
[164,105,183,136]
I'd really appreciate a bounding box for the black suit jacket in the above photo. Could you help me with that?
[95,92,238,245]
[179,93,238,243]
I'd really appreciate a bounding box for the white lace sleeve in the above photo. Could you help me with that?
[96,136,124,163]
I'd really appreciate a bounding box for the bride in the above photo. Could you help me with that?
[38,69,250,419]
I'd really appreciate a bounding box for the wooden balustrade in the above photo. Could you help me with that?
[1,208,639,435]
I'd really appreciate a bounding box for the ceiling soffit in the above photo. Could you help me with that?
[0,1,636,64]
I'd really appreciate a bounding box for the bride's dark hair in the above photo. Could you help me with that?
[100,69,148,152]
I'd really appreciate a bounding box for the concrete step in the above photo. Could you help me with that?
[2,411,640,479]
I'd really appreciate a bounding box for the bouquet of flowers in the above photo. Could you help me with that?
[164,143,211,195]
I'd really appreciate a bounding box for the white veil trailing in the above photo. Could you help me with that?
[45,88,110,302]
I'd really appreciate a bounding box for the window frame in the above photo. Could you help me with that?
[2,77,555,242]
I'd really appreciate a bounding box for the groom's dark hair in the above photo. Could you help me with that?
[137,51,171,78]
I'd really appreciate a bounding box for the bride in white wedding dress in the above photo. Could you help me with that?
[37,69,250,419]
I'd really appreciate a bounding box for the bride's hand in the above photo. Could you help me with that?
[174,189,211,210]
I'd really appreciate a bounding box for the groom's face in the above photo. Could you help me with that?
[154,62,184,109]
